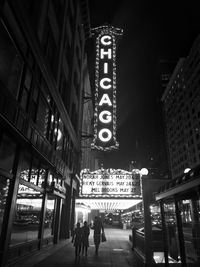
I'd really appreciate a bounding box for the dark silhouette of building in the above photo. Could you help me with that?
[0,0,91,265]
[162,35,200,179]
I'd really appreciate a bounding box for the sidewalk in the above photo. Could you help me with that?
[8,228,144,267]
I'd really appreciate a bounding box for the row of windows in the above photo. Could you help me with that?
[0,13,79,173]
[0,131,65,187]
[164,38,200,178]
[5,0,83,131]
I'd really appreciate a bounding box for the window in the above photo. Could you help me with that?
[56,119,64,158]
[30,158,39,185]
[37,95,50,137]
[164,201,181,263]
[0,177,10,238]
[0,21,23,98]
[19,67,33,111]
[38,166,47,188]
[30,86,39,122]
[59,71,70,111]
[45,21,57,79]
[43,195,56,238]
[0,134,17,174]
[179,197,200,265]
[20,151,31,181]
[10,184,43,245]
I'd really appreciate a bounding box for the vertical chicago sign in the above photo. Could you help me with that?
[91,25,123,151]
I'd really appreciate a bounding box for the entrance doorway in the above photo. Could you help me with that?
[177,193,200,266]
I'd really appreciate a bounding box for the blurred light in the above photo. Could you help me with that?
[140,168,148,176]
[57,129,62,141]
[184,168,191,173]
[76,199,142,210]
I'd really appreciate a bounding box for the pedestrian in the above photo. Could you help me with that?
[91,216,104,255]
[72,222,82,263]
[81,221,90,257]
[131,225,136,250]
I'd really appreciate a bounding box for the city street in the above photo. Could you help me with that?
[9,228,144,267]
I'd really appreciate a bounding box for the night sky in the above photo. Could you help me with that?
[87,0,200,171]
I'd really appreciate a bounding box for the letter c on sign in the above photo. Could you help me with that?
[101,35,112,46]
[98,128,112,142]
[100,78,111,89]
[99,110,112,123]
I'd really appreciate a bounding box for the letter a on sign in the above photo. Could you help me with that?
[91,25,123,151]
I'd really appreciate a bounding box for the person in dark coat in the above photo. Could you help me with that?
[72,222,82,262]
[91,216,104,255]
[81,221,90,257]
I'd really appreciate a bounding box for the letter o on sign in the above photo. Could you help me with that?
[98,128,112,142]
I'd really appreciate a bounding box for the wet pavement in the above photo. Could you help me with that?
[8,228,144,267]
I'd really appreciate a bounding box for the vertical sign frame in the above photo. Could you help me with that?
[91,25,123,151]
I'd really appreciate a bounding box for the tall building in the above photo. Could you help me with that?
[81,56,98,171]
[0,0,91,265]
[162,35,200,179]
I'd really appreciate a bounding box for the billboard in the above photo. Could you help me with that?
[79,168,141,198]
[91,25,123,151]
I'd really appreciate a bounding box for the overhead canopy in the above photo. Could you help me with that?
[76,198,142,211]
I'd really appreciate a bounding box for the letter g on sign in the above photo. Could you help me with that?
[99,110,112,123]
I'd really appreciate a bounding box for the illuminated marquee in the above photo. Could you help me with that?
[91,25,123,151]
[80,168,141,198]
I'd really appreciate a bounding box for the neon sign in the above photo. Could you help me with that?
[79,168,141,198]
[91,25,123,151]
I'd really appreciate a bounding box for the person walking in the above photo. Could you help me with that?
[91,216,104,256]
[81,221,90,257]
[72,222,82,263]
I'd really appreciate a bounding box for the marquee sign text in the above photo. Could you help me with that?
[91,25,123,151]
[80,169,141,198]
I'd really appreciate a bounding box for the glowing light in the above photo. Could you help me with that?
[140,168,148,176]
[99,94,112,106]
[100,77,111,89]
[98,128,112,142]
[100,48,112,59]
[76,198,142,210]
[104,63,108,73]
[80,168,142,198]
[184,168,191,173]
[99,111,112,123]
[91,25,123,151]
[101,35,112,45]
[57,129,62,141]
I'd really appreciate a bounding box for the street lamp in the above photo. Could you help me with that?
[140,168,149,176]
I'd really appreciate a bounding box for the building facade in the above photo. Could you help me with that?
[81,57,97,171]
[162,35,200,179]
[0,0,91,265]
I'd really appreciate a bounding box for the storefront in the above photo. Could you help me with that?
[155,165,200,267]
[0,128,73,266]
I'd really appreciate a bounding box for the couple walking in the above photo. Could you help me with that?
[72,221,90,262]
[72,216,104,262]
